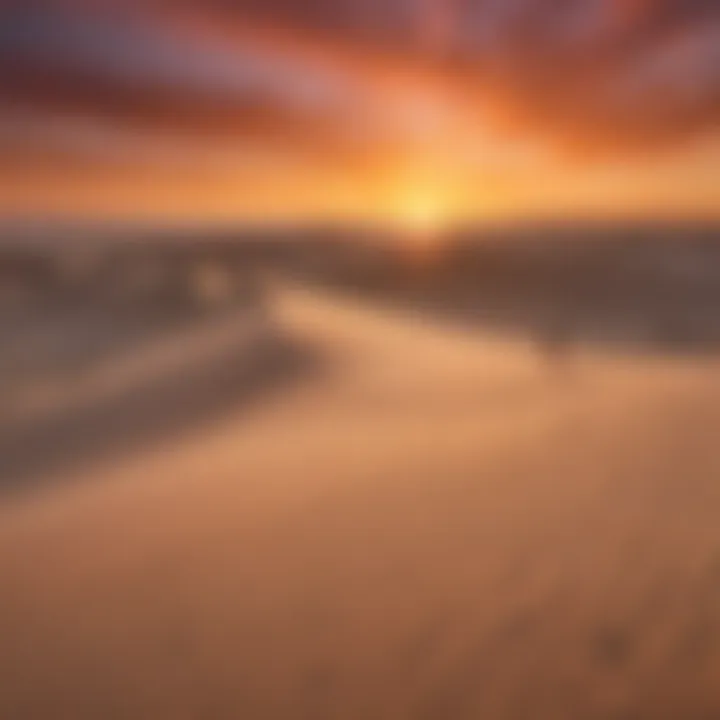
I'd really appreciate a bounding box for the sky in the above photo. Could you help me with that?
[1,0,718,224]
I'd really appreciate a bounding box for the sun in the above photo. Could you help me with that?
[395,188,447,236]
[385,186,452,269]
[402,197,443,233]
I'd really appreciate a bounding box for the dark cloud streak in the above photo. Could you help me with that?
[0,0,718,165]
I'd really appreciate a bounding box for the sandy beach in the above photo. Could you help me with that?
[1,283,719,719]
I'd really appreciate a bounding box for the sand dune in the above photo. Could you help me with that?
[1,284,719,719]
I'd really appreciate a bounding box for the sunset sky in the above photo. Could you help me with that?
[1,0,718,223]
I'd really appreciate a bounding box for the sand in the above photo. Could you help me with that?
[1,285,720,719]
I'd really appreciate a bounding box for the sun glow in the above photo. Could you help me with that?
[400,196,444,234]
[392,181,450,234]
[384,183,453,268]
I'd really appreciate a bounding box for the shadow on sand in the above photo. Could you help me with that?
[289,225,720,357]
[0,298,322,499]
[0,224,717,496]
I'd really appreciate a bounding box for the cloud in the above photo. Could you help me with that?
[0,0,717,167]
